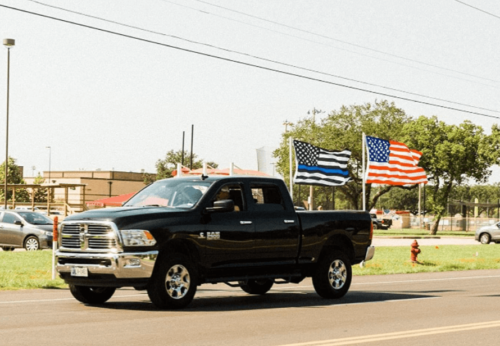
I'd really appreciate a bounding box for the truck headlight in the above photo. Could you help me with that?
[121,229,156,247]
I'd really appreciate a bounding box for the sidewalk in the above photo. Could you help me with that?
[372,237,479,247]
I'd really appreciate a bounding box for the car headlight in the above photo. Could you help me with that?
[40,230,53,236]
[120,229,156,247]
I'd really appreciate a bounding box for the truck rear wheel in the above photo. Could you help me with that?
[147,254,197,309]
[69,284,116,304]
[239,279,274,295]
[313,251,352,299]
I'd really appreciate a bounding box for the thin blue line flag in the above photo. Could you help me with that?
[293,140,351,186]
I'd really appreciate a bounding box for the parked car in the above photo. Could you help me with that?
[370,213,392,230]
[475,222,500,244]
[15,206,40,212]
[0,211,54,251]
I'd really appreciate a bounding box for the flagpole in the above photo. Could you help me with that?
[419,183,422,229]
[362,133,366,211]
[289,137,294,201]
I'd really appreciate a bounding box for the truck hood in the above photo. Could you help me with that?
[64,206,189,222]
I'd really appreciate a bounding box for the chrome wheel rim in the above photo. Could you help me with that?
[481,234,490,244]
[165,264,190,299]
[25,238,39,251]
[328,259,347,290]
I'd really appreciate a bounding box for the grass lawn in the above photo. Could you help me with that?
[0,250,66,290]
[1,244,499,290]
[353,244,500,276]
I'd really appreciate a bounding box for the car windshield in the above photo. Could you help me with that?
[17,212,54,225]
[125,179,212,208]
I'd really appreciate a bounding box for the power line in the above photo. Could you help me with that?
[21,0,500,114]
[2,3,500,120]
[187,0,500,85]
[158,0,500,89]
[455,0,500,20]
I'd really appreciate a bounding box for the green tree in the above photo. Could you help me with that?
[0,157,30,203]
[155,150,218,180]
[402,117,500,234]
[31,173,48,203]
[274,100,413,210]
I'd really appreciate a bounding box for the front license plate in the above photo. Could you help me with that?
[71,267,88,277]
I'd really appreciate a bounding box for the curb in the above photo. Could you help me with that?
[375,236,441,239]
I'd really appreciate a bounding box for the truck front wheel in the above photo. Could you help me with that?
[239,279,274,295]
[69,284,116,304]
[147,254,198,309]
[313,251,352,299]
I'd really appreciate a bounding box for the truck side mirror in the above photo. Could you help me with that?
[206,199,235,213]
[14,220,23,226]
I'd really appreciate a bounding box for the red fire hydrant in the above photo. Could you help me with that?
[410,240,421,263]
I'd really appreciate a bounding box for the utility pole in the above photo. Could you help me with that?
[181,131,185,166]
[308,108,324,210]
[283,120,293,133]
[190,125,194,170]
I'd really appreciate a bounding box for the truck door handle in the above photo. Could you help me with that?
[284,220,295,224]
[240,221,252,225]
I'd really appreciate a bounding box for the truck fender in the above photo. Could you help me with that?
[318,234,355,263]
[153,239,201,277]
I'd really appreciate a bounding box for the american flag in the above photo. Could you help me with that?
[365,136,428,185]
[293,140,351,186]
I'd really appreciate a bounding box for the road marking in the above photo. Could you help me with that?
[351,274,500,286]
[329,297,438,307]
[0,293,145,304]
[278,320,500,346]
[274,274,500,291]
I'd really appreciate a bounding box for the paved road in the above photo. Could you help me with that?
[2,269,500,345]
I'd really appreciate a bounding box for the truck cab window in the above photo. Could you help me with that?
[251,184,284,211]
[213,184,244,211]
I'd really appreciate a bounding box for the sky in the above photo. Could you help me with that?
[0,0,499,182]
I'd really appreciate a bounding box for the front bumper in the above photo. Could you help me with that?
[364,246,375,261]
[56,250,158,280]
[40,235,53,249]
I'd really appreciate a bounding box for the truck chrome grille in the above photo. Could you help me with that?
[60,222,119,252]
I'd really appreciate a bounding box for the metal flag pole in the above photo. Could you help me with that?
[289,137,293,200]
[362,133,366,211]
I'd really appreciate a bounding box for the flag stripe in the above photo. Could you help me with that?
[297,165,349,176]
[294,174,351,186]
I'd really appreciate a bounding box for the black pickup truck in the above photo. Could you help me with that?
[56,176,374,309]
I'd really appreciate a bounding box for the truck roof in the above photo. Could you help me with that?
[159,175,284,183]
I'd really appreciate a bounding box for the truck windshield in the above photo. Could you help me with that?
[125,179,212,208]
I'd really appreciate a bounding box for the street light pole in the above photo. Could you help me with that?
[3,38,14,210]
[46,146,51,214]
[46,146,51,183]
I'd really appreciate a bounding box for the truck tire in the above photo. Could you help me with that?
[313,251,352,299]
[239,279,274,295]
[69,284,116,304]
[147,254,197,309]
